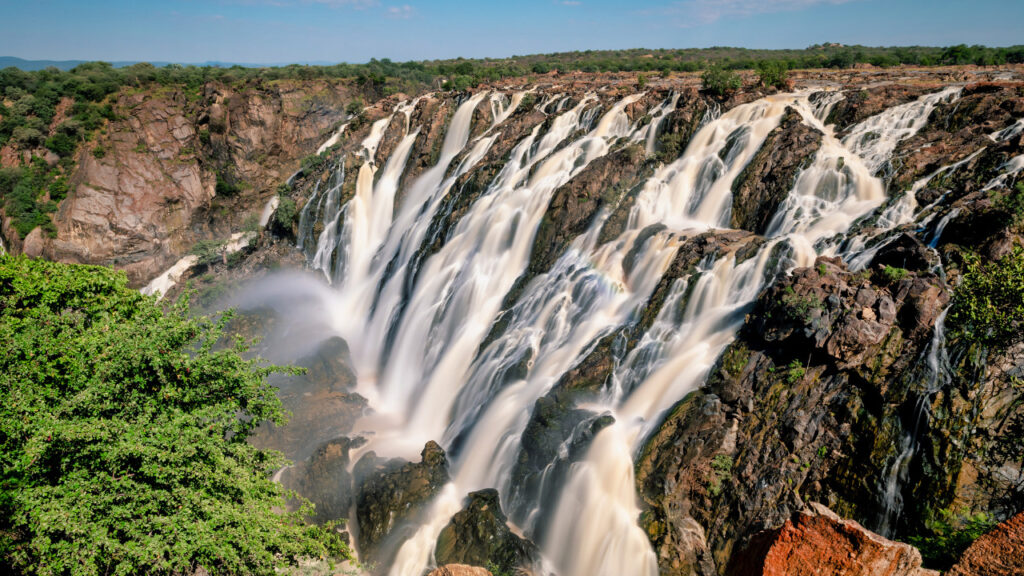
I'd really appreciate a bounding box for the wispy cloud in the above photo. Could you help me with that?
[668,0,861,26]
[561,1,583,6]
[386,4,415,19]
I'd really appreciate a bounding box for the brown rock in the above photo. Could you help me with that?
[727,503,937,576]
[427,565,493,576]
[947,512,1024,576]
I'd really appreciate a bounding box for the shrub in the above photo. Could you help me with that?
[909,508,997,569]
[756,60,789,89]
[701,65,742,97]
[0,256,349,575]
[275,196,297,230]
[881,265,909,284]
[948,246,1024,349]
[215,172,241,196]
[44,132,77,157]
[345,97,364,116]
[300,153,326,175]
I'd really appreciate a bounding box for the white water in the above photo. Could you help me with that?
[287,86,961,575]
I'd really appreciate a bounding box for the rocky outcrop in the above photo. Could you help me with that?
[730,107,823,234]
[14,80,353,286]
[355,441,450,570]
[636,255,951,574]
[727,503,937,576]
[435,489,541,575]
[293,436,363,524]
[947,512,1024,576]
[529,143,649,278]
[891,83,1024,193]
[427,565,493,576]
[826,85,934,132]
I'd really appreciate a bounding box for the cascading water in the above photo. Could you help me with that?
[281,84,969,575]
[877,308,952,537]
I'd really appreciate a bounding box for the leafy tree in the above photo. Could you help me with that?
[0,256,349,575]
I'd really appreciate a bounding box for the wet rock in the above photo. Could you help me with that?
[529,143,648,278]
[827,85,934,132]
[727,503,938,576]
[636,256,951,573]
[731,107,823,234]
[355,441,450,570]
[251,335,366,461]
[870,233,939,273]
[947,512,1024,576]
[435,489,541,575]
[293,436,364,524]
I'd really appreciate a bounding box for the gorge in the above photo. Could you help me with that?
[2,64,1023,576]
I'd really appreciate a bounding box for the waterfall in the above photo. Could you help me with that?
[878,308,952,537]
[276,85,969,575]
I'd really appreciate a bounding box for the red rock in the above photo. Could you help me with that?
[947,512,1024,576]
[727,503,937,576]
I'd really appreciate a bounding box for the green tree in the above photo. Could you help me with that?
[0,256,349,575]
[755,60,789,89]
[700,65,742,97]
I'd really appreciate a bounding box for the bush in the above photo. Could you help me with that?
[756,60,789,89]
[909,508,997,569]
[215,172,241,196]
[275,196,297,230]
[345,97,364,116]
[300,153,326,175]
[948,246,1024,349]
[0,256,349,575]
[700,65,742,97]
[44,132,77,157]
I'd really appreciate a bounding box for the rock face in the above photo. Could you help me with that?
[435,489,541,575]
[947,512,1024,576]
[355,441,450,570]
[636,255,951,574]
[5,80,351,286]
[730,107,823,234]
[727,503,937,576]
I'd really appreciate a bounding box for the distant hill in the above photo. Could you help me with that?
[0,56,340,71]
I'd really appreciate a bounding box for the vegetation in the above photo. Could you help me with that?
[756,60,789,89]
[0,255,349,575]
[909,507,998,569]
[275,196,298,230]
[948,246,1024,349]
[700,65,742,97]
[881,265,910,284]
[708,454,734,497]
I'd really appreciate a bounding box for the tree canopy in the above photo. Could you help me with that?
[0,255,348,575]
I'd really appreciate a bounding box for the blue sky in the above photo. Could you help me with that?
[2,0,1022,64]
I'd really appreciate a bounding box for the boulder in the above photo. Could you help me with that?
[730,107,823,234]
[727,503,938,576]
[947,512,1024,576]
[355,441,450,569]
[435,489,540,575]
